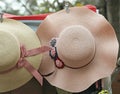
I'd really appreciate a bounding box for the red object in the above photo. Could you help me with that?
[3,13,48,20]
[85,4,96,12]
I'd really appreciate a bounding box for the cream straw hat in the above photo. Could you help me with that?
[0,19,50,92]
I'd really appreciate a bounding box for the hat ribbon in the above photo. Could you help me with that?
[0,44,52,86]
[49,38,93,69]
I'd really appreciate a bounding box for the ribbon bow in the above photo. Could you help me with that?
[0,44,52,86]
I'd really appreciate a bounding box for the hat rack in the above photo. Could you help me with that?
[64,0,70,13]
[0,12,3,23]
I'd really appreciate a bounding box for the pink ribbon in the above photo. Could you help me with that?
[0,44,52,86]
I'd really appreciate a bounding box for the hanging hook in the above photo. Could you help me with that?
[64,0,70,13]
[0,12,4,23]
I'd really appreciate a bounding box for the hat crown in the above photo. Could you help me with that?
[0,30,20,72]
[56,25,95,68]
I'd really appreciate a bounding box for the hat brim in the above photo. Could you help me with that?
[0,19,41,92]
[37,7,118,92]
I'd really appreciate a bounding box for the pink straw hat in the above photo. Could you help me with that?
[37,6,119,92]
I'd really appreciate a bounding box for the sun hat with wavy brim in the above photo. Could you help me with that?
[36,6,119,93]
[0,19,51,92]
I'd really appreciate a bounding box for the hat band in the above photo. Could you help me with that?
[0,44,52,85]
[49,38,94,69]
[50,47,93,69]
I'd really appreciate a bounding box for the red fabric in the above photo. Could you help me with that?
[3,13,48,20]
[85,5,96,12]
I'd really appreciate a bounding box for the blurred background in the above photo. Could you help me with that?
[0,0,119,31]
[0,0,120,94]
[0,0,119,36]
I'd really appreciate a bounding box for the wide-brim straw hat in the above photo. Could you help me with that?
[37,6,119,92]
[0,19,42,92]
